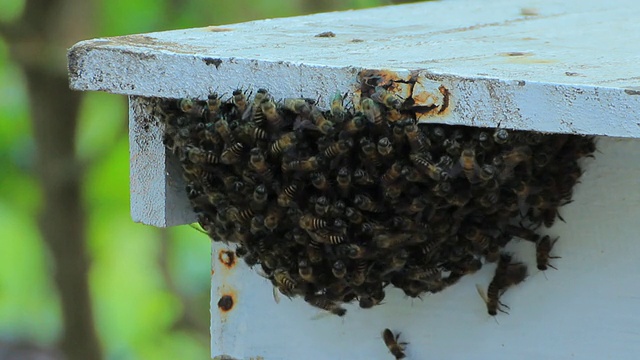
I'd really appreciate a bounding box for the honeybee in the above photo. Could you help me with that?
[381,162,404,186]
[277,182,301,208]
[231,89,248,115]
[245,88,269,124]
[306,239,324,264]
[332,260,347,279]
[349,259,367,286]
[336,167,351,198]
[337,243,376,259]
[214,118,236,145]
[282,156,323,172]
[377,137,393,158]
[536,235,560,270]
[477,254,528,316]
[404,124,428,153]
[330,91,348,123]
[361,98,383,126]
[310,228,346,245]
[478,131,494,150]
[183,145,220,165]
[178,98,206,118]
[353,194,385,213]
[504,224,539,243]
[353,168,376,186]
[311,172,330,192]
[299,214,328,231]
[248,148,273,180]
[409,154,447,181]
[339,115,365,138]
[260,98,283,129]
[493,128,510,144]
[459,147,479,182]
[358,286,386,308]
[359,138,382,169]
[382,329,407,360]
[206,93,222,118]
[298,258,316,283]
[283,97,312,116]
[371,86,403,110]
[309,106,335,135]
[273,268,298,297]
[250,184,268,211]
[264,205,284,231]
[304,293,346,316]
[502,145,532,167]
[269,132,297,156]
[323,138,353,159]
[374,232,412,249]
[250,214,266,235]
[314,196,330,217]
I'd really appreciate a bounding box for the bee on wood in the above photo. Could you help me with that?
[371,86,403,109]
[231,89,248,115]
[283,97,313,116]
[330,91,348,123]
[260,98,284,129]
[361,98,384,127]
[382,328,407,360]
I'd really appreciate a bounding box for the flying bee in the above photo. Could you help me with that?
[536,235,560,270]
[269,132,297,157]
[339,115,365,138]
[353,168,376,186]
[361,98,384,126]
[382,329,407,360]
[353,194,385,213]
[220,142,245,164]
[283,97,313,116]
[298,258,315,283]
[311,172,330,192]
[260,98,284,129]
[282,156,323,173]
[323,138,353,159]
[248,148,273,180]
[277,182,301,208]
[336,167,351,198]
[231,89,248,115]
[309,106,335,135]
[332,260,347,279]
[304,293,346,317]
[330,91,348,123]
[214,118,235,145]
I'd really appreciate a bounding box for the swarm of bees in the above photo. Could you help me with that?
[159,83,595,319]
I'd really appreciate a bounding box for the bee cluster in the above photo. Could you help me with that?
[159,85,595,317]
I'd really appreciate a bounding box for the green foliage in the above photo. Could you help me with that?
[0,0,386,358]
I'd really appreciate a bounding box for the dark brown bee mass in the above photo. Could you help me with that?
[159,81,595,317]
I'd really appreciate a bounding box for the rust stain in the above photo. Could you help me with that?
[211,268,215,276]
[218,293,235,312]
[218,249,237,269]
[207,26,234,32]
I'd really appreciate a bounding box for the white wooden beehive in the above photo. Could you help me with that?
[68,0,640,358]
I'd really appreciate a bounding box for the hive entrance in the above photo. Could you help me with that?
[158,85,594,317]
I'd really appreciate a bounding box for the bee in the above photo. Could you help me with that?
[323,138,353,159]
[264,206,284,231]
[349,259,367,286]
[387,249,409,272]
[409,154,447,181]
[250,184,268,211]
[328,200,347,219]
[336,167,351,198]
[345,207,364,225]
[444,138,462,158]
[374,232,413,249]
[359,286,386,308]
[370,86,402,108]
[260,98,284,129]
[298,258,315,283]
[353,168,376,186]
[311,172,330,192]
[359,138,382,169]
[220,142,245,164]
[273,268,298,296]
[377,137,393,157]
[338,243,376,259]
[299,214,328,231]
[311,229,347,245]
[382,329,407,360]
[330,91,348,123]
[478,164,496,182]
[178,98,206,118]
[392,124,406,145]
[309,106,335,135]
[307,239,324,263]
[283,97,312,116]
[429,126,447,145]
[353,194,385,213]
[504,224,539,243]
[312,196,329,217]
[536,235,560,270]
[502,145,532,167]
[282,156,323,172]
[214,118,235,146]
[277,182,301,208]
[459,147,479,182]
[269,132,297,156]
[227,207,254,224]
[206,94,222,119]
[404,123,428,153]
[183,145,220,165]
[236,123,268,143]
[477,254,528,316]
[381,162,404,186]
[493,128,510,144]
[339,115,365,138]
[478,131,494,150]
[304,293,346,316]
[403,166,429,183]
[231,89,248,115]
[250,214,267,235]
[332,260,347,279]
[248,148,273,180]
[246,88,269,124]
[361,98,384,126]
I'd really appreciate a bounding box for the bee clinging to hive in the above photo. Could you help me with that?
[159,78,595,318]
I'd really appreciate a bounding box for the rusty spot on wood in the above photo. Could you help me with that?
[211,268,215,276]
[207,26,234,32]
[314,31,336,38]
[218,249,236,269]
[438,85,451,114]
[218,294,234,312]
[203,57,223,69]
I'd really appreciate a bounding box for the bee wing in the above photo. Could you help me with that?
[272,286,281,304]
[475,284,490,305]
[310,311,333,321]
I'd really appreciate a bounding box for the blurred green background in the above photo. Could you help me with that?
[0,0,398,359]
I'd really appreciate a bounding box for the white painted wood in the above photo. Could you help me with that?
[210,137,640,360]
[66,0,640,226]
